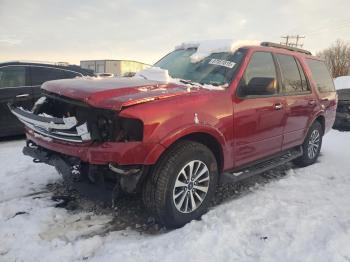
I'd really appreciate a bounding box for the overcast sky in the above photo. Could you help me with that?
[1,0,350,65]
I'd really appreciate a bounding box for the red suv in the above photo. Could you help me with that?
[11,41,337,227]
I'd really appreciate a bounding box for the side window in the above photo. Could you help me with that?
[30,67,66,86]
[295,59,309,92]
[306,59,335,92]
[0,66,26,88]
[276,54,310,94]
[238,52,278,97]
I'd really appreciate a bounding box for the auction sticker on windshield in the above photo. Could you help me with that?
[208,59,236,68]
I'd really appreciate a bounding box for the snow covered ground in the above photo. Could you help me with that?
[1,130,350,262]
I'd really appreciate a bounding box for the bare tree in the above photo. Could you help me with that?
[317,40,350,78]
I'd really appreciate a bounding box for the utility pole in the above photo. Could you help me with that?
[281,35,290,46]
[280,35,305,48]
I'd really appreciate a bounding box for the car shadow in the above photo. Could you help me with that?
[0,134,25,142]
[47,163,293,236]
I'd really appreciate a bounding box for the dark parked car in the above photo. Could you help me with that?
[333,76,350,130]
[0,61,93,137]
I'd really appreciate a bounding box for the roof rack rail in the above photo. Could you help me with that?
[260,42,312,55]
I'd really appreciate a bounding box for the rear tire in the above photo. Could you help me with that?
[293,121,323,167]
[142,140,218,228]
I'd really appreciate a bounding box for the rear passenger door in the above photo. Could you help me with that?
[29,66,81,101]
[306,59,337,132]
[275,54,317,150]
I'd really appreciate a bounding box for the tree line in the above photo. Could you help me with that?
[317,40,350,78]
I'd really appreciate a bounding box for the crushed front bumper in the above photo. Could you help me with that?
[23,141,140,203]
[10,103,165,166]
[25,128,163,165]
[22,141,111,201]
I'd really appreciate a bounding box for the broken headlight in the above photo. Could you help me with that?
[97,116,114,140]
[116,118,143,142]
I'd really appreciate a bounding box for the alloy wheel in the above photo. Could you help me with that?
[308,129,320,159]
[172,160,210,213]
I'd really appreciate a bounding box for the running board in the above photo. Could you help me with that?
[220,146,303,185]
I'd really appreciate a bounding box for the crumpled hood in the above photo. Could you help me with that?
[42,77,196,110]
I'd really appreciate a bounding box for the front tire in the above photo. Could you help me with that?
[142,140,218,228]
[293,121,323,167]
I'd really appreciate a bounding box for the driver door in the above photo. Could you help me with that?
[233,51,286,167]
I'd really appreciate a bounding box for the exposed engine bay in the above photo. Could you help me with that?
[10,92,143,143]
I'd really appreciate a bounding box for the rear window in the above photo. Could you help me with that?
[306,59,335,92]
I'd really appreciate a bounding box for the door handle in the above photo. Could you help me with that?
[16,94,30,98]
[321,98,329,102]
[274,103,283,110]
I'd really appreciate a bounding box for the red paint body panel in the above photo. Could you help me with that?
[232,96,286,166]
[42,77,193,110]
[29,45,337,172]
[26,127,165,165]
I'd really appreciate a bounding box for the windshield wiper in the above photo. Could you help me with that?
[209,81,226,86]
[179,79,202,87]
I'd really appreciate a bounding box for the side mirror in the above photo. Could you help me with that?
[239,77,277,96]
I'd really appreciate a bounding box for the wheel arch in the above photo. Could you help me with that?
[178,132,224,173]
[314,115,325,135]
[158,127,226,173]
[301,114,325,143]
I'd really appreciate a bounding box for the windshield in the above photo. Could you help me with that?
[154,48,246,86]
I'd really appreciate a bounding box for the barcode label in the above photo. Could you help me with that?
[209,59,236,68]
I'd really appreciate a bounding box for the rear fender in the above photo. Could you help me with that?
[303,111,325,141]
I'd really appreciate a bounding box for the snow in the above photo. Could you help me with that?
[134,66,225,90]
[1,130,350,261]
[334,76,350,90]
[175,39,261,62]
[134,40,261,89]
[134,66,171,83]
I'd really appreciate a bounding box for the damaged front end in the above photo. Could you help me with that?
[9,92,148,203]
[23,140,148,204]
[10,92,143,143]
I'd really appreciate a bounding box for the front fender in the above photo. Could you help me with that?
[159,124,226,148]
[118,91,232,166]
[142,125,226,166]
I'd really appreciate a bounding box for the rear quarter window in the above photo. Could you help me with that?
[306,59,335,92]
